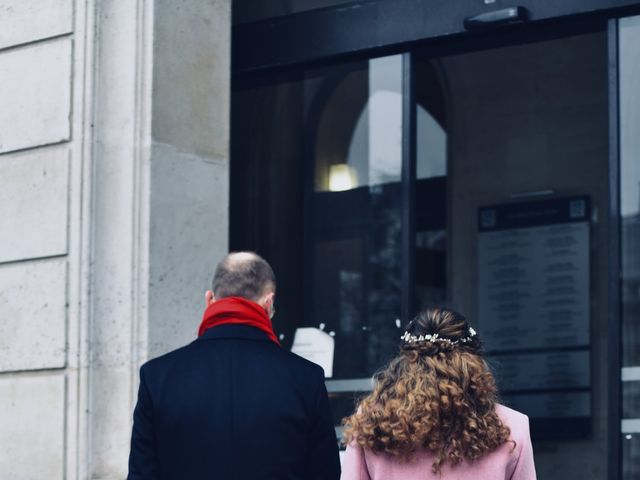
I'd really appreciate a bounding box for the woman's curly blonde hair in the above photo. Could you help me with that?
[342,307,512,474]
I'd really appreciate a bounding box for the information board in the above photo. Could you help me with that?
[478,197,590,353]
[493,350,590,391]
[477,196,592,439]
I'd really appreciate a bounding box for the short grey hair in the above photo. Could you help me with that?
[212,252,276,301]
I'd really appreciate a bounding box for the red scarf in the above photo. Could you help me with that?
[198,296,280,346]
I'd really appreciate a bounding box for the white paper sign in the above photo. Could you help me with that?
[291,327,335,378]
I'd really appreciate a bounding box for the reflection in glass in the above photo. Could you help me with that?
[231,55,405,421]
[414,59,448,310]
[620,14,640,480]
[413,33,609,475]
[308,55,403,379]
[620,15,640,368]
[313,56,403,192]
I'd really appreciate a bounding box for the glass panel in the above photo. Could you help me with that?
[307,55,403,379]
[231,55,405,429]
[414,60,448,310]
[231,75,307,349]
[231,27,613,478]
[623,433,640,480]
[620,14,640,479]
[620,15,640,369]
[413,31,609,479]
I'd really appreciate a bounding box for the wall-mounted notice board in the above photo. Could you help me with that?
[478,196,591,440]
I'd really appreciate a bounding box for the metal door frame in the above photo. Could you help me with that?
[607,16,622,480]
[232,0,640,75]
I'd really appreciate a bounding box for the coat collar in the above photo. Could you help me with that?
[196,323,276,343]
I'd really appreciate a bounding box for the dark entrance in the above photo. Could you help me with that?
[230,2,640,478]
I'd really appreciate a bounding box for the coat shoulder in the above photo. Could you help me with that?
[139,342,194,376]
[277,348,326,378]
[495,403,530,441]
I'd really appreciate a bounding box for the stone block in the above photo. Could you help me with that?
[148,142,229,358]
[0,0,73,50]
[152,0,230,159]
[0,258,67,371]
[0,37,72,154]
[0,146,69,263]
[0,374,65,479]
[89,364,136,478]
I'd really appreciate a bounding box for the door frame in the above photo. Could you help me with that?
[232,0,640,75]
[607,17,622,480]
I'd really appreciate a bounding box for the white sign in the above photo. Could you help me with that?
[291,327,335,378]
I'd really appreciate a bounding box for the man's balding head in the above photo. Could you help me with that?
[211,252,276,302]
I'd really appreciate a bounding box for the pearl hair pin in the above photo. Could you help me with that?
[401,327,476,345]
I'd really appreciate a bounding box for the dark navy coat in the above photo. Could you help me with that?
[128,324,341,480]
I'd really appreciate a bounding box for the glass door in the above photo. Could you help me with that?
[231,54,412,437]
[231,9,633,478]
[410,30,611,479]
[304,55,404,381]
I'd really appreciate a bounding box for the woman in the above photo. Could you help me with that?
[341,307,536,479]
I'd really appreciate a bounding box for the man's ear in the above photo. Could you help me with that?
[264,292,275,308]
[205,290,215,306]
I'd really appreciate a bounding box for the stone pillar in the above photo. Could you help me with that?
[88,1,155,476]
[89,0,231,478]
[0,0,230,478]
[148,0,230,358]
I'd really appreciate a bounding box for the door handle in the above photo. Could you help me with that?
[464,6,528,31]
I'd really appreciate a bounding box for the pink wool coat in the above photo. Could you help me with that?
[341,404,536,480]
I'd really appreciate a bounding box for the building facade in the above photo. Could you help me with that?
[1,1,640,479]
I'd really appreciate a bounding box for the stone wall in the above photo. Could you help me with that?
[0,1,230,478]
[0,1,83,477]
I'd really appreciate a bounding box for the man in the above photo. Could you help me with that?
[128,252,341,479]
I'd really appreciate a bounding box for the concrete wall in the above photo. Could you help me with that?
[0,2,79,477]
[149,0,230,358]
[0,1,230,478]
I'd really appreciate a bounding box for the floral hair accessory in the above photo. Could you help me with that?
[401,326,477,346]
